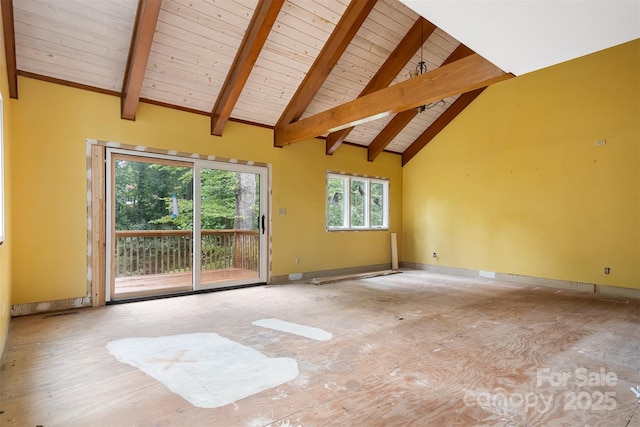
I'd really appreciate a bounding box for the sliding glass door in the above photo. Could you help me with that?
[106,150,268,301]
[194,163,266,291]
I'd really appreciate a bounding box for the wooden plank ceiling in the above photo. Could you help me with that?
[3,0,511,165]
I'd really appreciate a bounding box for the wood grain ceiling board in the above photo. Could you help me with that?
[402,88,483,165]
[5,0,509,162]
[327,27,461,153]
[301,0,417,121]
[387,29,464,153]
[274,0,377,130]
[13,0,136,92]
[386,94,459,153]
[274,53,509,146]
[121,0,162,120]
[210,0,286,135]
[232,0,349,126]
[140,0,258,113]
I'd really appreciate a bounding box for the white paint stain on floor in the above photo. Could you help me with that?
[106,332,298,408]
[252,318,332,341]
[269,388,289,400]
[247,418,301,427]
[360,343,379,353]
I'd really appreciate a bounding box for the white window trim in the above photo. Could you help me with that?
[326,172,389,231]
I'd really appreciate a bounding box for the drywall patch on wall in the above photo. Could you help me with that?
[253,318,332,341]
[106,332,299,408]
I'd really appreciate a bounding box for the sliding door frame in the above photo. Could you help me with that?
[192,160,269,292]
[104,147,270,302]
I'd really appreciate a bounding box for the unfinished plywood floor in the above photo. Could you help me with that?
[1,270,639,426]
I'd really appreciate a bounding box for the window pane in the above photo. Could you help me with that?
[370,181,384,227]
[350,179,366,227]
[114,159,193,231]
[326,173,389,231]
[327,177,345,227]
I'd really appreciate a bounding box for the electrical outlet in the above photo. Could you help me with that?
[432,252,437,258]
[604,267,610,274]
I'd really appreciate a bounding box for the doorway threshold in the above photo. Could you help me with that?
[106,282,267,305]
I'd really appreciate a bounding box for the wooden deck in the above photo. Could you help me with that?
[2,270,639,426]
[114,268,259,298]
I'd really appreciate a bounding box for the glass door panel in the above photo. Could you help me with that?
[197,167,263,290]
[110,154,194,300]
[107,150,268,301]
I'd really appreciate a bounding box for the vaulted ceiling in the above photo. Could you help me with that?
[2,0,515,165]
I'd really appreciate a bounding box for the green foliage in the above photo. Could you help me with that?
[200,168,238,229]
[327,177,344,227]
[115,160,257,231]
[114,160,193,231]
[370,181,384,227]
[350,180,365,227]
[326,175,387,229]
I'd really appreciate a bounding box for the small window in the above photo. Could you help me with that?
[326,173,389,230]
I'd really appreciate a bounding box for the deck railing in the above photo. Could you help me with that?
[114,229,259,278]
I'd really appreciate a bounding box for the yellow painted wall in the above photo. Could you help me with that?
[0,109,9,354]
[10,77,402,304]
[403,40,640,289]
[0,7,12,355]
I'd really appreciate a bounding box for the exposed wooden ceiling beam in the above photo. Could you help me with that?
[211,0,284,136]
[367,109,416,161]
[325,17,437,155]
[402,88,485,166]
[275,53,511,147]
[1,0,18,99]
[441,43,475,65]
[121,0,161,121]
[274,0,377,132]
[367,43,475,162]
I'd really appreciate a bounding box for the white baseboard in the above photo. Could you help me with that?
[14,263,636,317]
[402,262,640,299]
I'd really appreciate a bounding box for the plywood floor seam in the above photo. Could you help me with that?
[1,270,639,426]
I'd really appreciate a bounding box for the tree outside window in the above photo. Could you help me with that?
[326,173,389,230]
